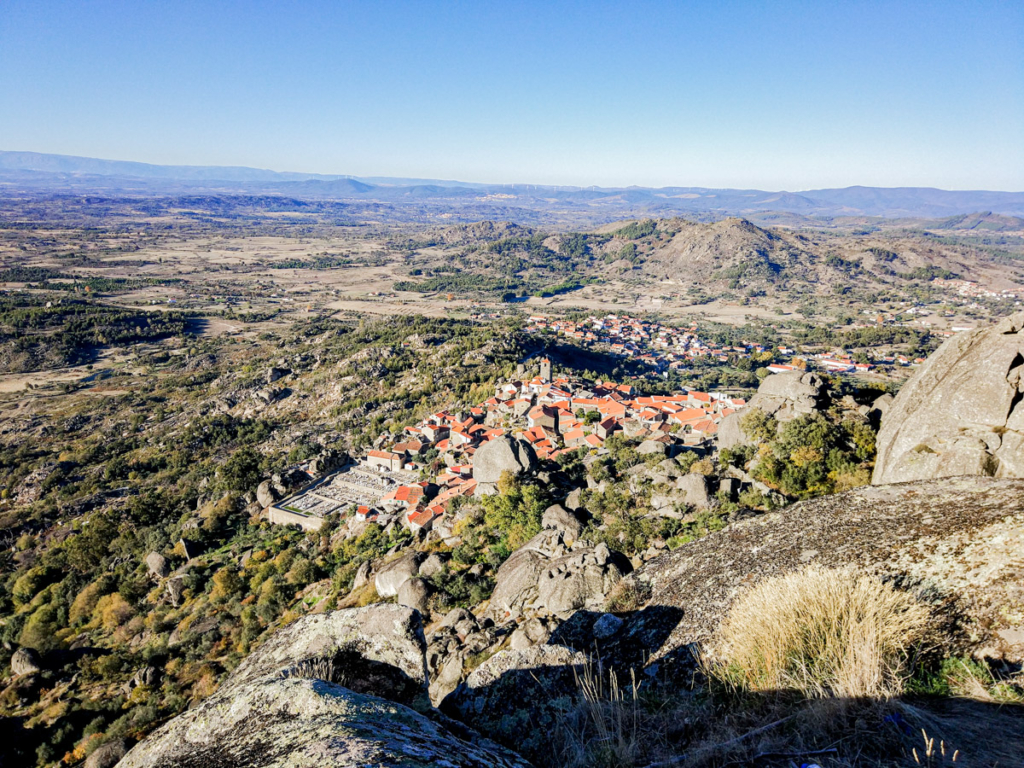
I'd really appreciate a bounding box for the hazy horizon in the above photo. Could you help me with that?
[4,148,1024,196]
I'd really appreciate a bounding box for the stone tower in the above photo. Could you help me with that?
[539,357,551,382]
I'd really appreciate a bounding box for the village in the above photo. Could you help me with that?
[526,313,770,369]
[525,312,895,375]
[525,311,981,375]
[267,354,747,535]
[259,307,1005,534]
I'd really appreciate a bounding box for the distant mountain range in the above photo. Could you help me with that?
[2,150,1023,219]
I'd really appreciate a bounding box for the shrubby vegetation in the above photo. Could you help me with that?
[728,409,875,498]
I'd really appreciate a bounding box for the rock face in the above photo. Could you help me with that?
[873,311,1024,484]
[85,739,126,768]
[116,677,528,768]
[424,609,510,706]
[11,647,42,676]
[488,529,631,618]
[224,604,429,708]
[629,477,1024,664]
[255,480,279,508]
[145,552,170,580]
[541,503,585,544]
[117,604,529,768]
[718,371,829,449]
[536,542,628,614]
[442,645,588,763]
[471,435,537,495]
[675,473,711,508]
[375,552,425,598]
[397,578,431,615]
[352,560,371,590]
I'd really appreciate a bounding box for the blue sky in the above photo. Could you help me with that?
[1,1,1021,189]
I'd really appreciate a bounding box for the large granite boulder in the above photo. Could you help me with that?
[397,577,431,615]
[116,677,529,768]
[11,647,42,676]
[488,529,631,619]
[536,542,629,614]
[472,436,537,496]
[717,371,829,450]
[222,604,429,709]
[116,604,529,767]
[145,552,170,580]
[423,610,510,707]
[85,740,126,768]
[541,503,585,543]
[374,552,425,598]
[488,530,568,617]
[442,645,588,763]
[874,311,1024,484]
[255,480,279,509]
[754,371,829,415]
[627,477,1024,665]
[675,473,711,508]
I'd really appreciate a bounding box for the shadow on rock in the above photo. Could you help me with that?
[439,605,689,764]
[547,604,689,684]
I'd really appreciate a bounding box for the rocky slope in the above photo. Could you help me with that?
[626,476,1024,666]
[115,477,1024,767]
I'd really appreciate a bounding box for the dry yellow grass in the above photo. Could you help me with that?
[711,566,930,699]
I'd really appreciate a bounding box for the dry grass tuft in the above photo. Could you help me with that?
[710,565,930,699]
[556,661,650,768]
[604,578,653,613]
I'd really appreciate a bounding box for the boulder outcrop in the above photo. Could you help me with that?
[488,529,631,618]
[255,480,279,509]
[117,604,529,768]
[541,503,585,543]
[11,647,42,676]
[116,677,529,768]
[397,577,431,615]
[471,435,537,496]
[374,552,425,598]
[221,604,429,708]
[424,609,509,705]
[718,371,829,449]
[85,740,126,768]
[873,311,1024,484]
[628,476,1024,665]
[145,552,170,580]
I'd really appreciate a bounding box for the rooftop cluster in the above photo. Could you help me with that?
[274,357,746,535]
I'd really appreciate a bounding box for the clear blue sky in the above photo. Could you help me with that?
[1,1,1021,190]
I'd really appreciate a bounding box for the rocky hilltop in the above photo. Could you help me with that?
[114,477,1024,767]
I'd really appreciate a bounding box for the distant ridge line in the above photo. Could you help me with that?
[1,150,1023,218]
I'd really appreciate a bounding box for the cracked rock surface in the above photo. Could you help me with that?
[630,477,1024,663]
[116,604,529,768]
[874,310,1024,484]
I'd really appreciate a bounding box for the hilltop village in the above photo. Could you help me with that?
[526,312,894,375]
[525,312,985,376]
[268,355,746,534]
[526,313,769,371]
